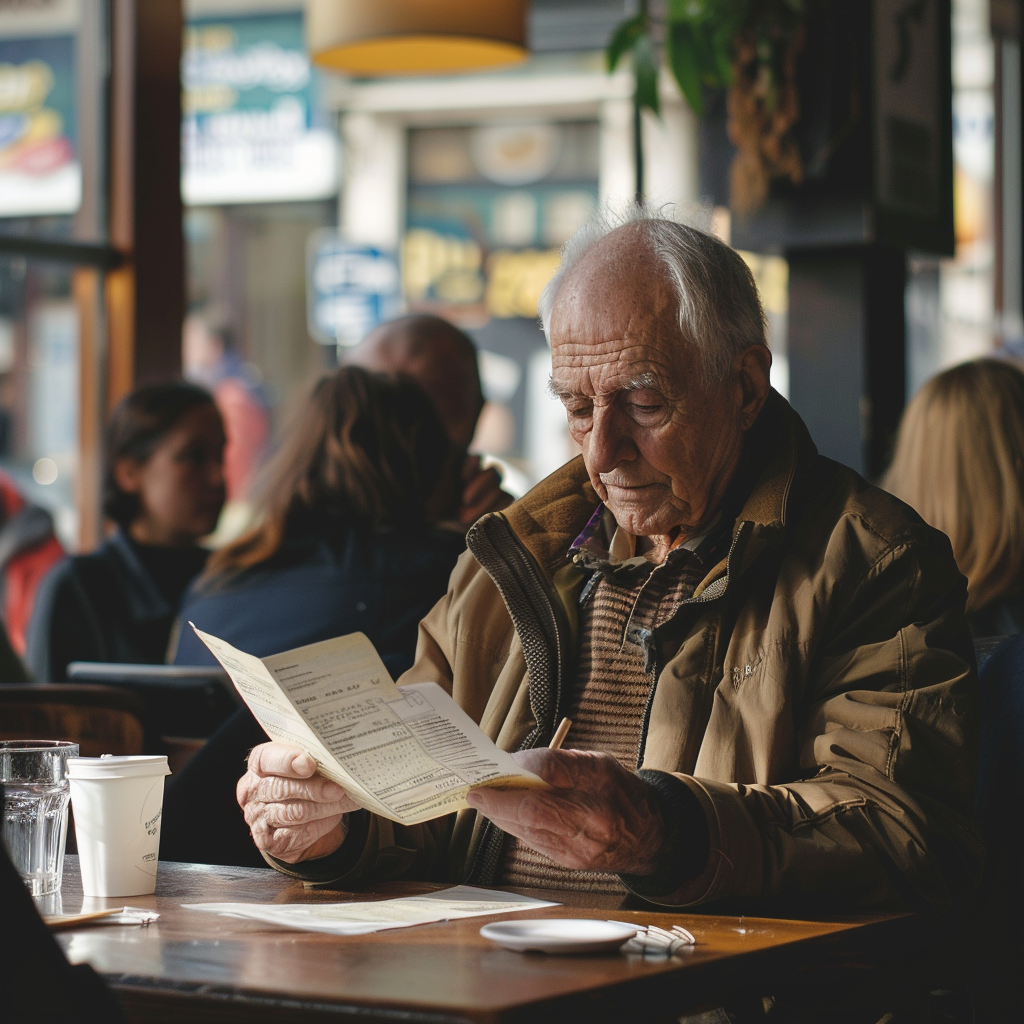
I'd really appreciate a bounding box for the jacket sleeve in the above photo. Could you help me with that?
[25,561,100,683]
[630,526,983,912]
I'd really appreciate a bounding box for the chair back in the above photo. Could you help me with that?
[0,684,149,756]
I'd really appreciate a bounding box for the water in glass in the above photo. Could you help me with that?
[0,741,78,895]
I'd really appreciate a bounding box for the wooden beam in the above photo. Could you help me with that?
[108,0,184,401]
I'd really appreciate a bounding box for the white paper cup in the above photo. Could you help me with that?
[67,755,171,898]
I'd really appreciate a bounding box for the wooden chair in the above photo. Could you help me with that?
[0,684,150,756]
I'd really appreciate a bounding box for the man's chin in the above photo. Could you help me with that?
[605,503,684,540]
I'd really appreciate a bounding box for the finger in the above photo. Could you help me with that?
[250,814,346,862]
[466,787,581,838]
[461,465,501,505]
[461,454,482,483]
[509,748,579,789]
[247,796,357,830]
[247,742,317,779]
[251,772,352,805]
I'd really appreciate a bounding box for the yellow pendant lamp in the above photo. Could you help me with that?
[306,0,529,76]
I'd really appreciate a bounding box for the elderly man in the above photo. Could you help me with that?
[238,213,979,910]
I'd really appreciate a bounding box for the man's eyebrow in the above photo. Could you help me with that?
[623,372,659,391]
[547,371,664,398]
[547,375,576,399]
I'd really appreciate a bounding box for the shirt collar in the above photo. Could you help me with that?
[569,505,728,575]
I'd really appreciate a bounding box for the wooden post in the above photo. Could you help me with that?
[107,0,184,404]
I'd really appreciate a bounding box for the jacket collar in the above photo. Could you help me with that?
[497,389,812,582]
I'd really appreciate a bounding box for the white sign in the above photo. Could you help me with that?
[181,14,338,206]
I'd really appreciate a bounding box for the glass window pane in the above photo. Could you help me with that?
[0,0,108,242]
[0,255,79,546]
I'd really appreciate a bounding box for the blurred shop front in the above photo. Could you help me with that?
[322,16,702,492]
[0,0,101,548]
[182,0,339,501]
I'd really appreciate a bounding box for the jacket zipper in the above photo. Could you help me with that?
[463,514,573,884]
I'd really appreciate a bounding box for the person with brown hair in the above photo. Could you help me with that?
[27,382,226,681]
[345,314,513,526]
[882,357,1024,637]
[170,365,466,676]
[163,367,466,866]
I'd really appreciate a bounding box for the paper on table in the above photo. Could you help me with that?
[190,626,547,825]
[183,885,559,936]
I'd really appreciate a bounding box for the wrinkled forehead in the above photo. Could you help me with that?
[548,250,691,390]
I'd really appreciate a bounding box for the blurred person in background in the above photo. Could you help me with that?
[162,367,466,865]
[183,304,271,502]
[171,366,465,672]
[882,357,1024,638]
[0,468,64,656]
[345,314,513,526]
[27,383,226,681]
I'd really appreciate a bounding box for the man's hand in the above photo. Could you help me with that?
[236,743,360,864]
[465,748,665,875]
[459,455,514,525]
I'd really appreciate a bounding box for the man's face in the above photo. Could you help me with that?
[549,231,766,546]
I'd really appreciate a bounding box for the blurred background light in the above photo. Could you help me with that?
[32,457,58,486]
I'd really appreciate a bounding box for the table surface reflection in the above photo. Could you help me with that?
[53,856,920,1024]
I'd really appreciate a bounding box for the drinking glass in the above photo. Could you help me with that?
[0,740,79,895]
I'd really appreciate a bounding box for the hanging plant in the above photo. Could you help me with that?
[608,0,812,216]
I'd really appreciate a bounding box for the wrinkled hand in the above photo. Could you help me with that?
[465,748,665,875]
[459,455,514,525]
[236,743,360,864]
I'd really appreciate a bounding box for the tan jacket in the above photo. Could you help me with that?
[289,392,981,910]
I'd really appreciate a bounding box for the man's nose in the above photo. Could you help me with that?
[586,405,635,475]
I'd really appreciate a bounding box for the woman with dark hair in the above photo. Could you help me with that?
[171,365,465,675]
[161,367,466,867]
[27,383,225,681]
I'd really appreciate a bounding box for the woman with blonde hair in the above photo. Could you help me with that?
[882,357,1024,637]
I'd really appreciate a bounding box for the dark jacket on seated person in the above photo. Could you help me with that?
[171,525,466,678]
[160,523,465,868]
[26,530,208,682]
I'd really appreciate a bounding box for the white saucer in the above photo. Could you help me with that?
[480,918,638,954]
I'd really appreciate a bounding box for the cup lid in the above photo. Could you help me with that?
[67,755,171,779]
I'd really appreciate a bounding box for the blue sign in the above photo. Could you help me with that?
[307,232,400,346]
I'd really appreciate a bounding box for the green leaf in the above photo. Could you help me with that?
[606,13,647,72]
[667,22,704,114]
[710,22,735,84]
[634,32,661,117]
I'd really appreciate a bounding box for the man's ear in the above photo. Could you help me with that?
[732,345,772,431]
[112,456,142,495]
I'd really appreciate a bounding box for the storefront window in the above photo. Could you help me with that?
[1,0,109,550]
[182,3,338,504]
[405,121,600,489]
[0,256,78,543]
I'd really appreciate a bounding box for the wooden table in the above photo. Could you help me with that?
[53,857,927,1024]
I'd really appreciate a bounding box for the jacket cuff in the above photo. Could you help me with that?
[264,810,370,886]
[618,769,710,899]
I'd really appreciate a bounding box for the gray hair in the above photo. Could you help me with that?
[537,204,768,382]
